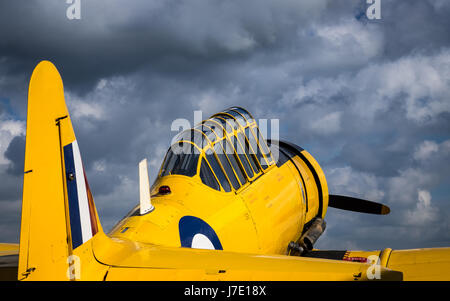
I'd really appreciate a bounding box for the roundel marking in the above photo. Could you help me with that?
[178,216,223,250]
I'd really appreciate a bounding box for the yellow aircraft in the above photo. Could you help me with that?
[0,61,449,281]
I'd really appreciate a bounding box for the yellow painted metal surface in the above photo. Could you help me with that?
[110,175,261,253]
[291,155,320,223]
[0,243,19,256]
[0,243,19,281]
[93,232,402,281]
[239,163,304,255]
[109,151,312,256]
[341,247,450,281]
[1,60,448,281]
[387,248,450,280]
[19,61,76,280]
[17,61,104,281]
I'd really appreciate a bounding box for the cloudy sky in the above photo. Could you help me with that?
[0,0,449,251]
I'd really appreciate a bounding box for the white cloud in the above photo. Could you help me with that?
[283,50,450,124]
[414,140,439,161]
[429,0,450,11]
[314,19,383,64]
[283,76,345,106]
[404,189,438,226]
[0,119,25,164]
[413,139,450,164]
[388,168,434,205]
[326,166,385,202]
[93,160,106,172]
[361,51,450,123]
[310,111,342,135]
[66,92,106,120]
[193,90,227,115]
[96,79,108,90]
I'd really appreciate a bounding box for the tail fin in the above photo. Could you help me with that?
[18,61,102,280]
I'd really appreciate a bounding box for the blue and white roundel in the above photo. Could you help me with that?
[179,216,223,250]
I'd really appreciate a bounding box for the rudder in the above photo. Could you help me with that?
[18,61,102,280]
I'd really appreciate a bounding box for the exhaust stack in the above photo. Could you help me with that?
[288,217,326,256]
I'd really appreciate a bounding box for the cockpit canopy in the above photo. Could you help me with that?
[158,107,275,192]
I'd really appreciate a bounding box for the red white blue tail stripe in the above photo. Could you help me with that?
[64,140,98,249]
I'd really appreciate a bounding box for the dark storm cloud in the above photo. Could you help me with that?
[4,135,25,176]
[0,0,330,94]
[0,0,449,251]
[379,0,450,59]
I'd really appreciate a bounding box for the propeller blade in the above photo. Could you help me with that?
[328,195,390,215]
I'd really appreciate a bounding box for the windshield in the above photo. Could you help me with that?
[160,143,199,177]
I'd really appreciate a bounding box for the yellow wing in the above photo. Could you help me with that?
[342,248,450,281]
[0,243,19,281]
